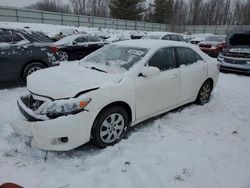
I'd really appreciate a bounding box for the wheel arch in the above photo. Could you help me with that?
[21,60,48,77]
[95,101,133,124]
[91,101,133,135]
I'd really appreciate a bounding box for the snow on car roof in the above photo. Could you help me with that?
[115,39,192,50]
[146,31,181,36]
[54,34,89,45]
[142,32,183,39]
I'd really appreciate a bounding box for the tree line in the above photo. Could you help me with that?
[27,0,250,25]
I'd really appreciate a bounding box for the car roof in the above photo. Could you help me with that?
[115,39,193,50]
[146,31,182,37]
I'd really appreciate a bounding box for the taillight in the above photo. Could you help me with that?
[49,45,59,53]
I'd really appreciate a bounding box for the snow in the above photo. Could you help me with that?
[0,73,250,188]
[54,34,84,45]
[0,22,136,40]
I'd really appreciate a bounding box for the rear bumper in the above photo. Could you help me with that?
[200,48,220,57]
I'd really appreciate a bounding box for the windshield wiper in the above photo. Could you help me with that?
[90,67,107,73]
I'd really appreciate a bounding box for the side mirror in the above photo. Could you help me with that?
[140,66,160,77]
[72,41,77,45]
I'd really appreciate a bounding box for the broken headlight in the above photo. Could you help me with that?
[42,98,91,118]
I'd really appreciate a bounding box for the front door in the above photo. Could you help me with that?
[135,47,180,120]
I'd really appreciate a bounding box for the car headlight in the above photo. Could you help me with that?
[43,98,91,118]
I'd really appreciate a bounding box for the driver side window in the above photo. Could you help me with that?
[75,37,87,43]
[148,48,176,71]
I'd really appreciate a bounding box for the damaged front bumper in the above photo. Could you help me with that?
[11,94,98,151]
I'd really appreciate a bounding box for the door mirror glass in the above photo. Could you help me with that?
[141,66,160,77]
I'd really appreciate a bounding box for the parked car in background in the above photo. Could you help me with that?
[190,34,214,45]
[218,27,250,74]
[50,28,86,42]
[55,34,105,61]
[11,40,219,151]
[130,31,146,39]
[106,33,131,43]
[93,31,110,40]
[199,36,226,57]
[21,28,53,43]
[141,32,185,42]
[0,28,60,83]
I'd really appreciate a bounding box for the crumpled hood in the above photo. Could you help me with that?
[27,63,122,99]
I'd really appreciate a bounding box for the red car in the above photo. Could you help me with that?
[199,36,226,57]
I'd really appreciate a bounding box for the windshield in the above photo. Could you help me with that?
[229,34,250,46]
[205,36,225,42]
[81,45,149,73]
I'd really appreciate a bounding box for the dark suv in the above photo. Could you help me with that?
[0,28,60,83]
[218,27,250,74]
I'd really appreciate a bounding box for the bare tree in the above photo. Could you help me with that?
[27,0,72,13]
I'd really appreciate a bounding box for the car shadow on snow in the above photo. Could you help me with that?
[0,80,25,90]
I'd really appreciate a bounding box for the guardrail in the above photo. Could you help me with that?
[0,6,167,31]
[0,6,248,34]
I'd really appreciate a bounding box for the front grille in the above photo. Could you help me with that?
[21,95,44,111]
[220,65,250,73]
[224,58,247,65]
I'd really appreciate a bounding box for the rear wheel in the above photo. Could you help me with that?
[91,106,129,148]
[196,80,213,105]
[23,62,45,82]
[58,51,69,61]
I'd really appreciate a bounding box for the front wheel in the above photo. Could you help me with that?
[91,106,129,148]
[196,80,213,105]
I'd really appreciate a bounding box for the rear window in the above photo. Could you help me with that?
[175,47,203,65]
[31,31,52,43]
[229,34,250,46]
[88,36,100,42]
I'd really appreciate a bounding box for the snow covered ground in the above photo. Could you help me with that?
[0,73,250,188]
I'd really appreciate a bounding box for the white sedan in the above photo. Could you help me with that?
[11,40,219,151]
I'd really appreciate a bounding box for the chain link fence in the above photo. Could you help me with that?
[0,6,248,34]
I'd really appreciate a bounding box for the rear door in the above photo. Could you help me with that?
[174,47,208,103]
[73,36,89,59]
[0,29,25,82]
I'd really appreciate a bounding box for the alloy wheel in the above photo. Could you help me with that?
[199,82,211,104]
[100,113,125,144]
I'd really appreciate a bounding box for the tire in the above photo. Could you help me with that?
[23,62,45,82]
[58,51,69,61]
[91,106,129,148]
[196,80,213,105]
